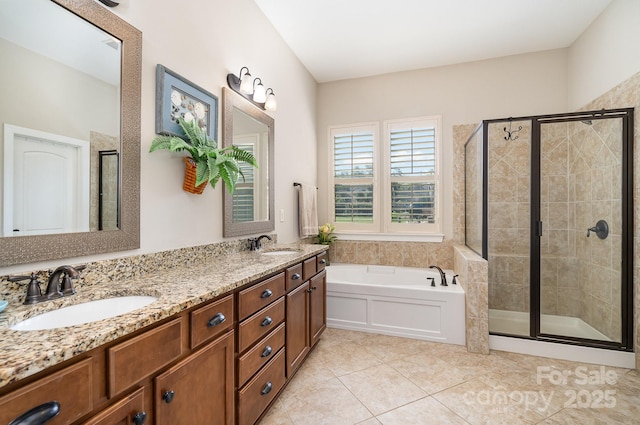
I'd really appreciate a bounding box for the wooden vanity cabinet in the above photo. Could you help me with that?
[285,268,327,377]
[82,387,146,425]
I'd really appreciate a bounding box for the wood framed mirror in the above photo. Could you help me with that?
[0,0,141,266]
[222,88,274,237]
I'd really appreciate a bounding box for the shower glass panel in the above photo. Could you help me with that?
[538,118,623,342]
[464,125,483,256]
[470,108,634,351]
[486,120,531,337]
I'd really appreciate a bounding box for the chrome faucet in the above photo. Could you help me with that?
[429,265,447,286]
[248,234,272,251]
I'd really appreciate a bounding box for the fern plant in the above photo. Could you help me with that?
[150,118,257,194]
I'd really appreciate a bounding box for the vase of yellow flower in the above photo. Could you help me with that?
[316,223,337,265]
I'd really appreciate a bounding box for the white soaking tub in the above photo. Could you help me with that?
[326,264,465,345]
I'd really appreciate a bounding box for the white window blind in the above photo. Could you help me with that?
[232,144,255,222]
[330,125,377,229]
[389,127,436,224]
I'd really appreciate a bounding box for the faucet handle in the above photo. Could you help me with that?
[9,273,43,305]
[452,274,459,285]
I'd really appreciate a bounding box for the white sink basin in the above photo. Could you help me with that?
[261,250,299,256]
[10,296,157,331]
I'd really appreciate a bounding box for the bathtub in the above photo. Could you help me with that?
[326,264,465,345]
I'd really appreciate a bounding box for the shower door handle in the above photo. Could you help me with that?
[535,221,543,237]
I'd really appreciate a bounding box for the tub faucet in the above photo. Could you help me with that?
[249,234,272,251]
[429,265,447,286]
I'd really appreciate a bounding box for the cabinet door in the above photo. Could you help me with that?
[309,270,326,347]
[82,387,147,425]
[154,331,234,425]
[285,282,309,377]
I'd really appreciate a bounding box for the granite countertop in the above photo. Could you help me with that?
[0,244,328,389]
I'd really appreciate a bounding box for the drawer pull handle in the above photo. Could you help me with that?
[261,381,273,395]
[207,313,226,327]
[319,259,326,264]
[292,273,301,280]
[312,286,318,291]
[162,390,175,404]
[261,289,273,299]
[9,401,60,425]
[261,316,273,327]
[261,345,273,358]
[133,411,147,425]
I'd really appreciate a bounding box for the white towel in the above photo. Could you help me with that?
[298,184,318,237]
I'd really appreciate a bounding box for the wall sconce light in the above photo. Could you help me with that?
[226,67,276,112]
[265,89,277,111]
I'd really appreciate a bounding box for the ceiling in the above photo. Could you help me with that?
[253,0,612,83]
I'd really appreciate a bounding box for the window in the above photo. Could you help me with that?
[384,117,441,233]
[329,116,441,236]
[232,139,256,223]
[329,124,378,232]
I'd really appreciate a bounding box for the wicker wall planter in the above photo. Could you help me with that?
[182,157,206,194]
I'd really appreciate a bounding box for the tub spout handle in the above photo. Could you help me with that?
[452,275,459,285]
[427,277,435,287]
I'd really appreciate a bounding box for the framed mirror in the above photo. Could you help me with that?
[222,88,274,237]
[0,0,141,266]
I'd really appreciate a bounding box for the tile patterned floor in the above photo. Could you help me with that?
[258,328,640,425]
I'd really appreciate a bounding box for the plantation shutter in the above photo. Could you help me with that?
[232,144,255,222]
[333,132,374,223]
[389,127,436,224]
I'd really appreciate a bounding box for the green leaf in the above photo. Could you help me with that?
[149,136,173,152]
[195,161,209,187]
[218,165,235,194]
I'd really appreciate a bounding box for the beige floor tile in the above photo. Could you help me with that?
[433,378,546,424]
[356,333,425,362]
[257,399,294,425]
[339,364,427,415]
[313,340,382,377]
[388,355,472,394]
[279,377,372,425]
[441,349,524,379]
[355,419,383,425]
[376,397,469,425]
[539,406,634,424]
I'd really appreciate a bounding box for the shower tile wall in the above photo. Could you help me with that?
[330,240,454,269]
[487,121,531,313]
[568,118,623,341]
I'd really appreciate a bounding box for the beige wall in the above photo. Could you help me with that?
[568,0,640,110]
[316,49,569,240]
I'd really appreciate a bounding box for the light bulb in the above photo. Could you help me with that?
[265,89,277,111]
[253,79,266,103]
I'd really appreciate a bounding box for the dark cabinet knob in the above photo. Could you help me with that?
[306,289,312,294]
[261,289,273,299]
[260,316,273,327]
[162,390,175,404]
[9,401,60,425]
[312,286,317,291]
[261,345,273,358]
[292,273,300,280]
[133,411,147,425]
[319,259,326,264]
[261,381,273,395]
[207,313,226,327]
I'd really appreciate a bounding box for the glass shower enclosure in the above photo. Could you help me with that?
[465,108,634,350]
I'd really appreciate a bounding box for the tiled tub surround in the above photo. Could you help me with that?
[330,239,454,269]
[454,245,489,354]
[0,240,327,389]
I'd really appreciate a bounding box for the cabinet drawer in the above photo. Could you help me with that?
[191,294,234,349]
[238,273,285,321]
[83,387,146,425]
[285,263,303,291]
[108,318,183,398]
[237,349,286,425]
[238,297,284,353]
[302,257,317,281]
[238,323,285,386]
[0,358,93,425]
[317,252,327,272]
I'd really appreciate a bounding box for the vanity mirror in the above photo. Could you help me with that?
[222,88,274,237]
[0,0,141,266]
